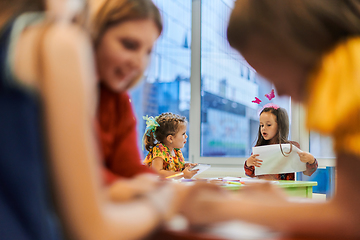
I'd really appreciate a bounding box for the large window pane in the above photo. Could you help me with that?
[200,0,291,157]
[130,0,192,159]
[310,132,335,158]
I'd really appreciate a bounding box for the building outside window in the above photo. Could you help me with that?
[130,0,192,159]
[130,0,334,164]
[200,0,291,158]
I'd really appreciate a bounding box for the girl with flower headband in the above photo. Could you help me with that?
[181,0,360,238]
[143,112,199,178]
[244,103,318,180]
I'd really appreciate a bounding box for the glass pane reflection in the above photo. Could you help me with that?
[130,0,192,159]
[200,0,291,157]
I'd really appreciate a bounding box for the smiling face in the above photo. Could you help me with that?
[259,112,278,143]
[171,123,188,149]
[95,19,160,92]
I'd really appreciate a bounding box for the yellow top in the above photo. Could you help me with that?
[305,38,360,156]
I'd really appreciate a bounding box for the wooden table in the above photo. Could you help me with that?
[146,180,356,240]
[222,180,317,198]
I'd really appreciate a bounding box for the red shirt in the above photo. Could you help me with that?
[97,84,154,185]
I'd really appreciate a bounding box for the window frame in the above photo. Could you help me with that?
[188,0,335,169]
[189,0,243,166]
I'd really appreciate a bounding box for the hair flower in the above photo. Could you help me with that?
[263,103,279,110]
[258,103,280,116]
[143,115,160,136]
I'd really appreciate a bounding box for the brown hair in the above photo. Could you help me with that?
[227,0,360,69]
[0,0,44,31]
[91,0,162,88]
[91,0,163,47]
[255,107,291,156]
[144,112,187,151]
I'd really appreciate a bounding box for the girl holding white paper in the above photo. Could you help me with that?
[244,104,317,180]
[182,0,360,237]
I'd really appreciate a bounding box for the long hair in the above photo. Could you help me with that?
[91,0,162,47]
[144,112,187,152]
[255,107,292,156]
[91,0,162,88]
[227,0,360,70]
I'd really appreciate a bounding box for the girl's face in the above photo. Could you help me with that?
[171,124,188,149]
[259,112,278,142]
[96,19,160,92]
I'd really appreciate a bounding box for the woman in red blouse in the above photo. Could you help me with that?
[91,0,162,185]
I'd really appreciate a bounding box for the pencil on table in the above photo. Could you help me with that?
[165,172,184,179]
[225,181,242,186]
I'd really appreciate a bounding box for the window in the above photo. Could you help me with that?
[310,133,335,158]
[130,0,192,159]
[289,104,336,169]
[130,0,330,167]
[199,0,291,158]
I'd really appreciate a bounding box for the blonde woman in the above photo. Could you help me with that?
[1,0,183,239]
[92,0,160,185]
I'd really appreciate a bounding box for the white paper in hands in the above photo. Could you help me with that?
[252,144,306,175]
[190,163,211,177]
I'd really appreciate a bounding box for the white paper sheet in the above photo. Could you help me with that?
[252,144,306,175]
[191,163,211,177]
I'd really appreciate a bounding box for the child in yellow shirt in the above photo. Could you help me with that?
[143,113,198,178]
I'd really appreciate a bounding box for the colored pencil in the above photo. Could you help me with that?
[165,172,184,179]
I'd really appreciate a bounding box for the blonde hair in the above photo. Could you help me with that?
[91,0,162,88]
[91,0,162,46]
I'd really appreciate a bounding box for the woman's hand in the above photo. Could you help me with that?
[180,182,231,225]
[246,154,262,167]
[298,151,315,164]
[145,181,186,221]
[108,173,159,202]
[182,166,199,179]
[181,182,289,227]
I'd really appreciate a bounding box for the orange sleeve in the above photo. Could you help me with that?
[244,160,256,177]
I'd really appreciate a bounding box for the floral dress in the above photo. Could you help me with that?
[143,143,185,172]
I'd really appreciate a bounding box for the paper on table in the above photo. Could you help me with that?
[237,177,279,184]
[190,163,211,177]
[252,144,306,175]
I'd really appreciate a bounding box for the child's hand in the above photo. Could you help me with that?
[246,154,262,167]
[185,163,198,169]
[183,166,199,179]
[298,151,315,164]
